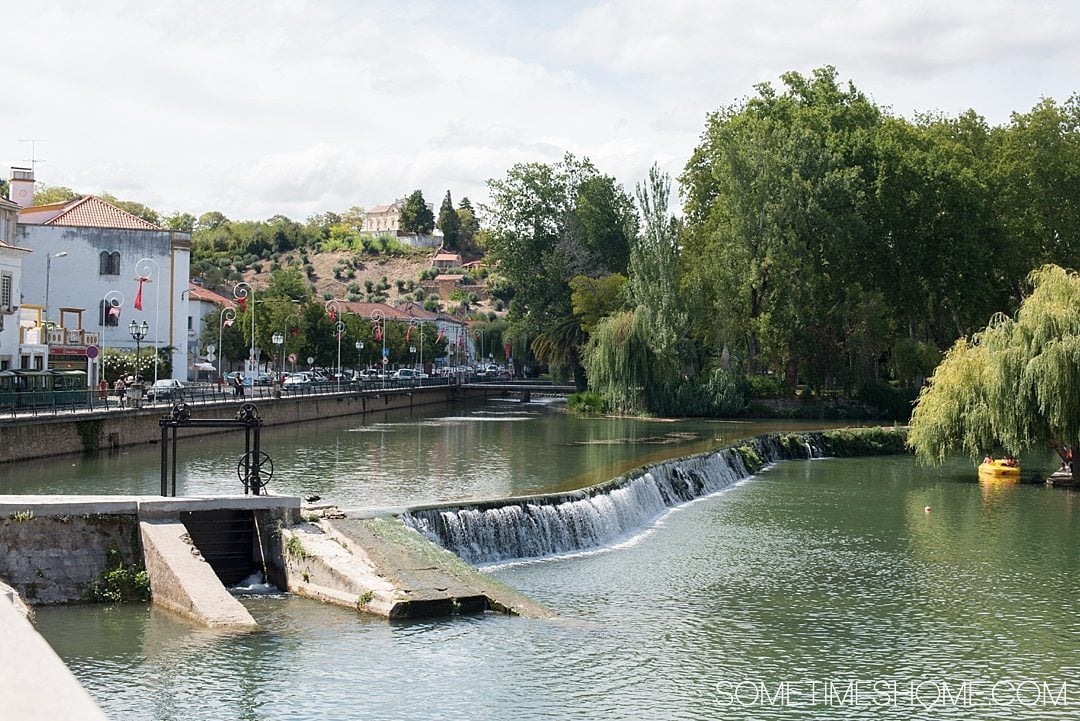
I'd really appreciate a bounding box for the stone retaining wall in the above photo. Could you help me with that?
[0,510,142,605]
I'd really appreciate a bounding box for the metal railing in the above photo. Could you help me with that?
[0,373,551,419]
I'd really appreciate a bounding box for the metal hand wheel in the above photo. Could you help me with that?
[237,451,274,494]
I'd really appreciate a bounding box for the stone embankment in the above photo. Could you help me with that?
[0,384,492,464]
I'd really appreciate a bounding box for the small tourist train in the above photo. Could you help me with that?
[0,369,90,411]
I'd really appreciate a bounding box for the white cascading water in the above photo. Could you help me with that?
[402,433,825,565]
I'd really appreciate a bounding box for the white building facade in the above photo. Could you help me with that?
[0,195,31,369]
[12,179,191,383]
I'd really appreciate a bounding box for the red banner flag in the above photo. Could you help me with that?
[108,305,121,318]
[237,295,247,312]
[373,322,382,341]
[328,309,336,322]
[134,277,147,311]
[435,328,445,344]
[290,326,300,336]
[505,343,511,360]
[405,325,412,342]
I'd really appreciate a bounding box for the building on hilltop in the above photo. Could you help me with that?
[362,199,406,235]
[362,197,442,249]
[11,167,191,383]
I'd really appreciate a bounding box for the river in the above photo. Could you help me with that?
[22,400,1080,719]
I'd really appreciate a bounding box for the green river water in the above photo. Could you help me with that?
[15,399,1080,719]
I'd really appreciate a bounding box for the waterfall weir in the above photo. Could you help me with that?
[402,432,829,565]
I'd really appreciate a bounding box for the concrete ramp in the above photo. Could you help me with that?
[278,516,554,619]
[139,520,258,629]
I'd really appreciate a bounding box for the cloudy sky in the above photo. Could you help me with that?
[3,0,1077,222]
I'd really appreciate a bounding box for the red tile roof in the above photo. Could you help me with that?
[187,282,234,307]
[19,195,161,230]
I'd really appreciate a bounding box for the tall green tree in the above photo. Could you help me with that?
[399,190,435,235]
[630,164,684,379]
[437,190,460,249]
[485,153,635,346]
[457,197,480,248]
[989,96,1080,293]
[680,66,884,389]
[582,165,684,412]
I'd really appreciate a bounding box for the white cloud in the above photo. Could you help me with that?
[2,0,1077,220]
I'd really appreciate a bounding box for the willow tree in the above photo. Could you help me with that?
[581,310,652,412]
[909,265,1080,477]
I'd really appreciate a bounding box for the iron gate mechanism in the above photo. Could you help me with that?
[158,402,272,496]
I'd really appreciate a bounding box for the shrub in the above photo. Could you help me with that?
[568,392,606,415]
[747,374,786,399]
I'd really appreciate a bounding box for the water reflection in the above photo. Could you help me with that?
[0,400,848,507]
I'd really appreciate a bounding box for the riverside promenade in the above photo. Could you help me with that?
[0,379,572,464]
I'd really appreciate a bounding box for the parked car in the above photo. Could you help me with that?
[145,378,185,402]
[393,368,428,381]
[282,372,313,390]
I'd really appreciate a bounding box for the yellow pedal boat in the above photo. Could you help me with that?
[978,460,1021,479]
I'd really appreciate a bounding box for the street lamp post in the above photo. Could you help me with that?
[44,251,68,328]
[410,319,426,379]
[335,321,345,389]
[370,309,386,389]
[218,306,237,383]
[355,340,364,372]
[129,319,149,379]
[135,258,160,383]
[283,310,301,377]
[272,332,284,380]
[325,299,343,389]
[233,282,254,385]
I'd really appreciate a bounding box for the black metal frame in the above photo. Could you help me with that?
[159,402,268,496]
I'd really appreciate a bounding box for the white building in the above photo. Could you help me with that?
[186,281,234,380]
[0,194,31,369]
[362,197,441,249]
[11,168,191,383]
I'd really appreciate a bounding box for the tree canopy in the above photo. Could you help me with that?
[437,190,460,249]
[399,190,435,235]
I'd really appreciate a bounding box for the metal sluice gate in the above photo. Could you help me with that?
[158,402,274,496]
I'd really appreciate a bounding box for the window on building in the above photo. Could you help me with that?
[1,272,11,310]
[99,251,121,275]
